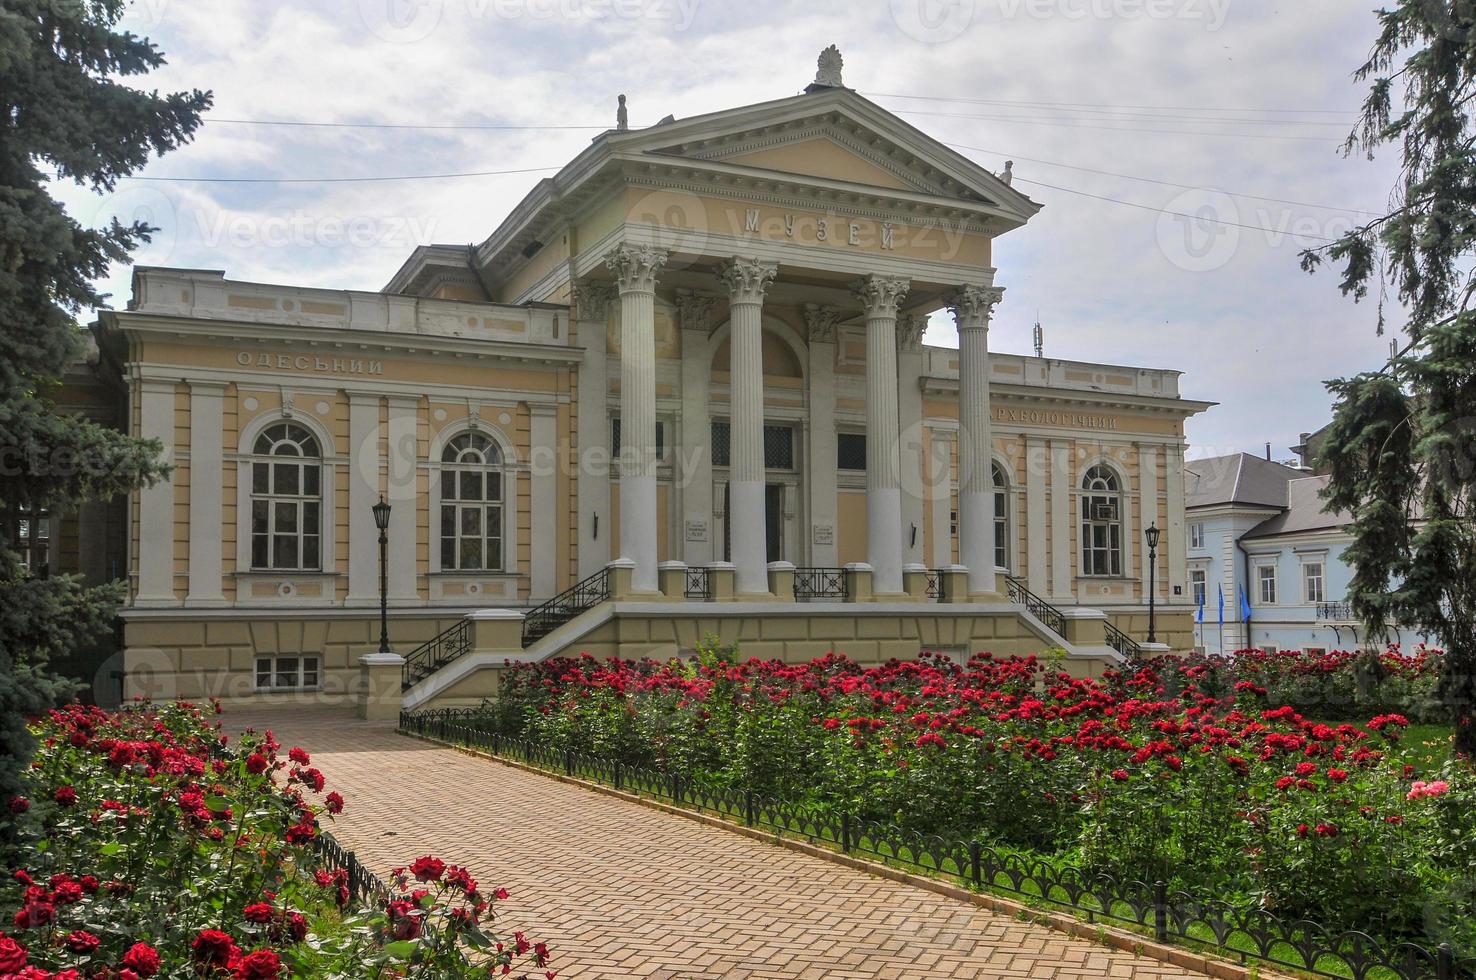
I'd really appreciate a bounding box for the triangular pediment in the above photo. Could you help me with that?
[604,88,1039,222]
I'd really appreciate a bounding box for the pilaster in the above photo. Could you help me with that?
[573,281,616,578]
[676,289,717,568]
[803,304,841,568]
[529,402,560,599]
[186,381,227,604]
[385,394,419,601]
[347,392,381,601]
[135,378,177,603]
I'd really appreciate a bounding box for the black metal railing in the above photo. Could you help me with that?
[402,618,474,691]
[792,566,848,601]
[1005,576,1065,637]
[1104,620,1143,659]
[313,831,393,907]
[924,568,944,601]
[521,566,612,647]
[1317,601,1356,621]
[684,566,712,600]
[402,712,1474,980]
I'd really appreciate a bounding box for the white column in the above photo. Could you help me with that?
[135,378,176,603]
[573,282,616,579]
[1050,439,1073,600]
[186,381,227,603]
[1025,435,1049,594]
[897,314,927,567]
[949,285,1004,596]
[718,258,778,595]
[386,395,419,601]
[852,275,910,595]
[606,243,668,593]
[347,392,381,601]
[804,304,841,567]
[529,402,559,599]
[676,289,717,568]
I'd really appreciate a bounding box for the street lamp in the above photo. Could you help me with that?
[1144,523,1161,645]
[372,495,392,654]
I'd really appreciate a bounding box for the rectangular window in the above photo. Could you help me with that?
[611,418,665,461]
[1189,523,1204,549]
[1257,564,1278,604]
[711,420,730,467]
[1303,562,1325,604]
[763,426,795,470]
[837,432,867,471]
[254,655,321,691]
[1190,569,1207,608]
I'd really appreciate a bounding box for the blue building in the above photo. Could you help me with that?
[1184,451,1434,655]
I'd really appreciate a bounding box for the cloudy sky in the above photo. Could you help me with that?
[67,0,1405,458]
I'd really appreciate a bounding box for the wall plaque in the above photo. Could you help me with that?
[812,524,834,546]
[684,520,708,543]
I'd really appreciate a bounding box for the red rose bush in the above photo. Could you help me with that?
[480,649,1474,958]
[0,702,552,978]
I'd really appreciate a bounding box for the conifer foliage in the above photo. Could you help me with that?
[0,1,210,805]
[1303,2,1476,755]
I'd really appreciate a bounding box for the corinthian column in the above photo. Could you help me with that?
[949,284,1004,596]
[852,274,910,595]
[718,257,778,595]
[606,243,668,593]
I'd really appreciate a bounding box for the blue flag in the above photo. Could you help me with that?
[1195,586,1205,624]
[1239,585,1253,622]
[1217,583,1225,627]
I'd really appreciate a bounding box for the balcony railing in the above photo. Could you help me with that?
[793,567,848,601]
[1317,601,1355,621]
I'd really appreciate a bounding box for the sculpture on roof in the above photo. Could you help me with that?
[616,94,628,132]
[813,45,843,88]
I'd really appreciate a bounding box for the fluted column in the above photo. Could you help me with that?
[852,275,910,595]
[718,257,778,595]
[949,285,1004,596]
[606,244,668,593]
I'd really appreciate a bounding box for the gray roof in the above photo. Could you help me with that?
[1242,475,1352,538]
[1185,453,1304,510]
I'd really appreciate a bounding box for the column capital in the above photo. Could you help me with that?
[674,288,717,333]
[605,244,668,294]
[897,313,928,353]
[947,285,1004,329]
[851,275,910,318]
[572,280,618,320]
[802,302,842,344]
[717,257,778,306]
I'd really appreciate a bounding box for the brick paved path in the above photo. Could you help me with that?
[229,706,1204,979]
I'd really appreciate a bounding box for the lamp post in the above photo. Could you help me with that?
[1144,523,1161,645]
[372,495,392,654]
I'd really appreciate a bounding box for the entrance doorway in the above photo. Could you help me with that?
[722,483,783,563]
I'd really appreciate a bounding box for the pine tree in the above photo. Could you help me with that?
[0,1,210,805]
[1302,1,1476,755]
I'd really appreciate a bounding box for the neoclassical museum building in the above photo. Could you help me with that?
[58,49,1211,708]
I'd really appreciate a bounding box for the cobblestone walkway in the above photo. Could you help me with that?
[228,706,1204,980]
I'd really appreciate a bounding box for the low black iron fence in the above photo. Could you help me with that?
[402,710,1473,980]
[314,831,393,908]
[792,566,848,601]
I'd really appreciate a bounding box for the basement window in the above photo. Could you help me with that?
[255,655,321,691]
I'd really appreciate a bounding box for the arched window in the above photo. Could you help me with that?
[1080,464,1123,577]
[440,432,504,572]
[251,422,321,570]
[992,462,1010,572]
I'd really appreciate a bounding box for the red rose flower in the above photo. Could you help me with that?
[242,902,274,923]
[121,941,162,977]
[64,930,100,954]
[288,747,310,765]
[409,856,446,882]
[324,792,344,815]
[191,929,239,968]
[245,753,269,775]
[233,948,282,979]
[7,797,29,815]
[53,786,77,807]
[0,936,28,972]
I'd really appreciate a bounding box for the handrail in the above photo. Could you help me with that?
[402,618,473,691]
[521,566,612,647]
[1004,576,1065,637]
[1104,620,1143,660]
